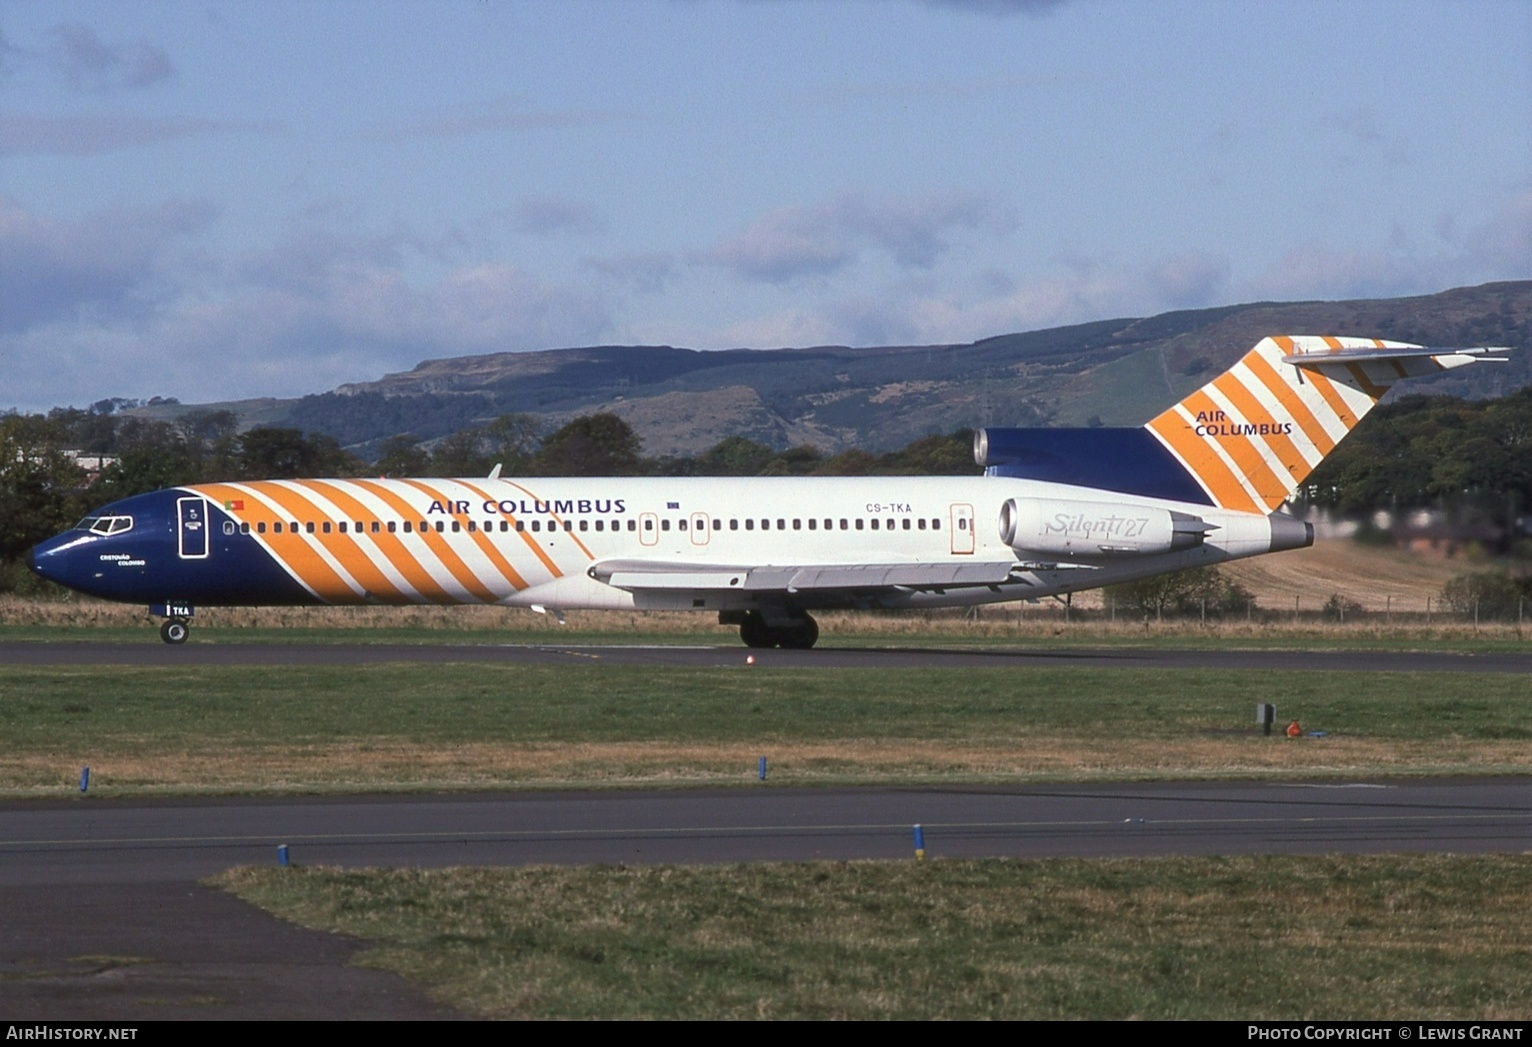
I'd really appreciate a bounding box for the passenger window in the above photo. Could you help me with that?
[257,522,267,534]
[451,521,461,533]
[839,519,848,530]
[745,519,754,530]
[918,519,927,530]
[403,521,412,533]
[855,519,864,530]
[595,520,604,532]
[273,522,283,534]
[678,519,686,531]
[807,519,816,530]
[793,519,801,530]
[516,521,525,532]
[387,521,397,533]
[933,519,941,530]
[223,521,235,536]
[730,519,739,531]
[323,522,332,534]
[338,522,347,534]
[579,520,589,532]
[903,519,911,530]
[661,519,671,532]
[563,520,572,532]
[370,521,378,533]
[870,519,879,530]
[531,520,541,532]
[239,523,250,535]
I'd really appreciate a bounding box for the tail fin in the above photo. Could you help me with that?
[1143,336,1510,513]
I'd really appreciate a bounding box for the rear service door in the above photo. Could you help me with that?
[949,503,975,555]
[178,496,210,559]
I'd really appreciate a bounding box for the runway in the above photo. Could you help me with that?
[4,779,1531,886]
[5,639,1532,673]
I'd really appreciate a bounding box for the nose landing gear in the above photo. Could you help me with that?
[151,603,194,645]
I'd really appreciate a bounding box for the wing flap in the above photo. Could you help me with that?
[591,559,1019,594]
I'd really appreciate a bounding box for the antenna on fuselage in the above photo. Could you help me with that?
[488,463,503,480]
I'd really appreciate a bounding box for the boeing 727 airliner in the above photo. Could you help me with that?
[28,336,1510,646]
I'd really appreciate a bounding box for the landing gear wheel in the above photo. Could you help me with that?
[778,616,819,650]
[160,618,189,645]
[740,611,773,649]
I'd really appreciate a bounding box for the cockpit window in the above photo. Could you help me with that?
[78,515,133,536]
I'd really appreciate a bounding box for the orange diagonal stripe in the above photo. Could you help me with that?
[300,480,450,603]
[1179,391,1289,510]
[1243,350,1335,456]
[1147,413,1261,513]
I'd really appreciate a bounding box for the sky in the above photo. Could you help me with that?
[2,0,1529,412]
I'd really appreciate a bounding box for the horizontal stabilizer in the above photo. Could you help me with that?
[1281,345,1511,366]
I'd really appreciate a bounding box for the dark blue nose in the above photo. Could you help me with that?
[28,531,88,589]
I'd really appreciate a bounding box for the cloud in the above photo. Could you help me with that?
[0,206,616,410]
[702,250,1232,350]
[0,197,216,333]
[584,251,677,294]
[48,23,172,92]
[0,110,277,157]
[509,197,608,237]
[1470,188,1532,275]
[915,0,1068,14]
[707,190,1011,283]
[360,96,622,142]
[1244,189,1532,303]
[0,29,24,80]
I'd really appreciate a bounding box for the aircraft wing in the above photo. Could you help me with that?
[589,559,1022,594]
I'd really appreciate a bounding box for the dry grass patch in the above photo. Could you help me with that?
[217,854,1532,1019]
[12,735,1532,796]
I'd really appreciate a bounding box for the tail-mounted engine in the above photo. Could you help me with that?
[999,497,1215,558]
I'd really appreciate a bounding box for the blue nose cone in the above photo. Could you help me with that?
[28,531,90,591]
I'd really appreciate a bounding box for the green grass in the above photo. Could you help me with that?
[4,662,1531,794]
[216,854,1532,1019]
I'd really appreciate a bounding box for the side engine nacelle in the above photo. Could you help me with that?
[999,497,1214,558]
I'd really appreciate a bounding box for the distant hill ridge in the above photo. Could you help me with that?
[134,281,1532,456]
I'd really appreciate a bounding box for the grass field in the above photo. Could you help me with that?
[216,854,1532,1019]
[4,661,1529,796]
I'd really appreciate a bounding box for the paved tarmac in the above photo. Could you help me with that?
[5,639,1532,673]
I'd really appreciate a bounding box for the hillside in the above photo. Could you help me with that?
[129,281,1532,457]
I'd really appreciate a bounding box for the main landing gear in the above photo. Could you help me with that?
[159,617,190,645]
[737,610,819,650]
